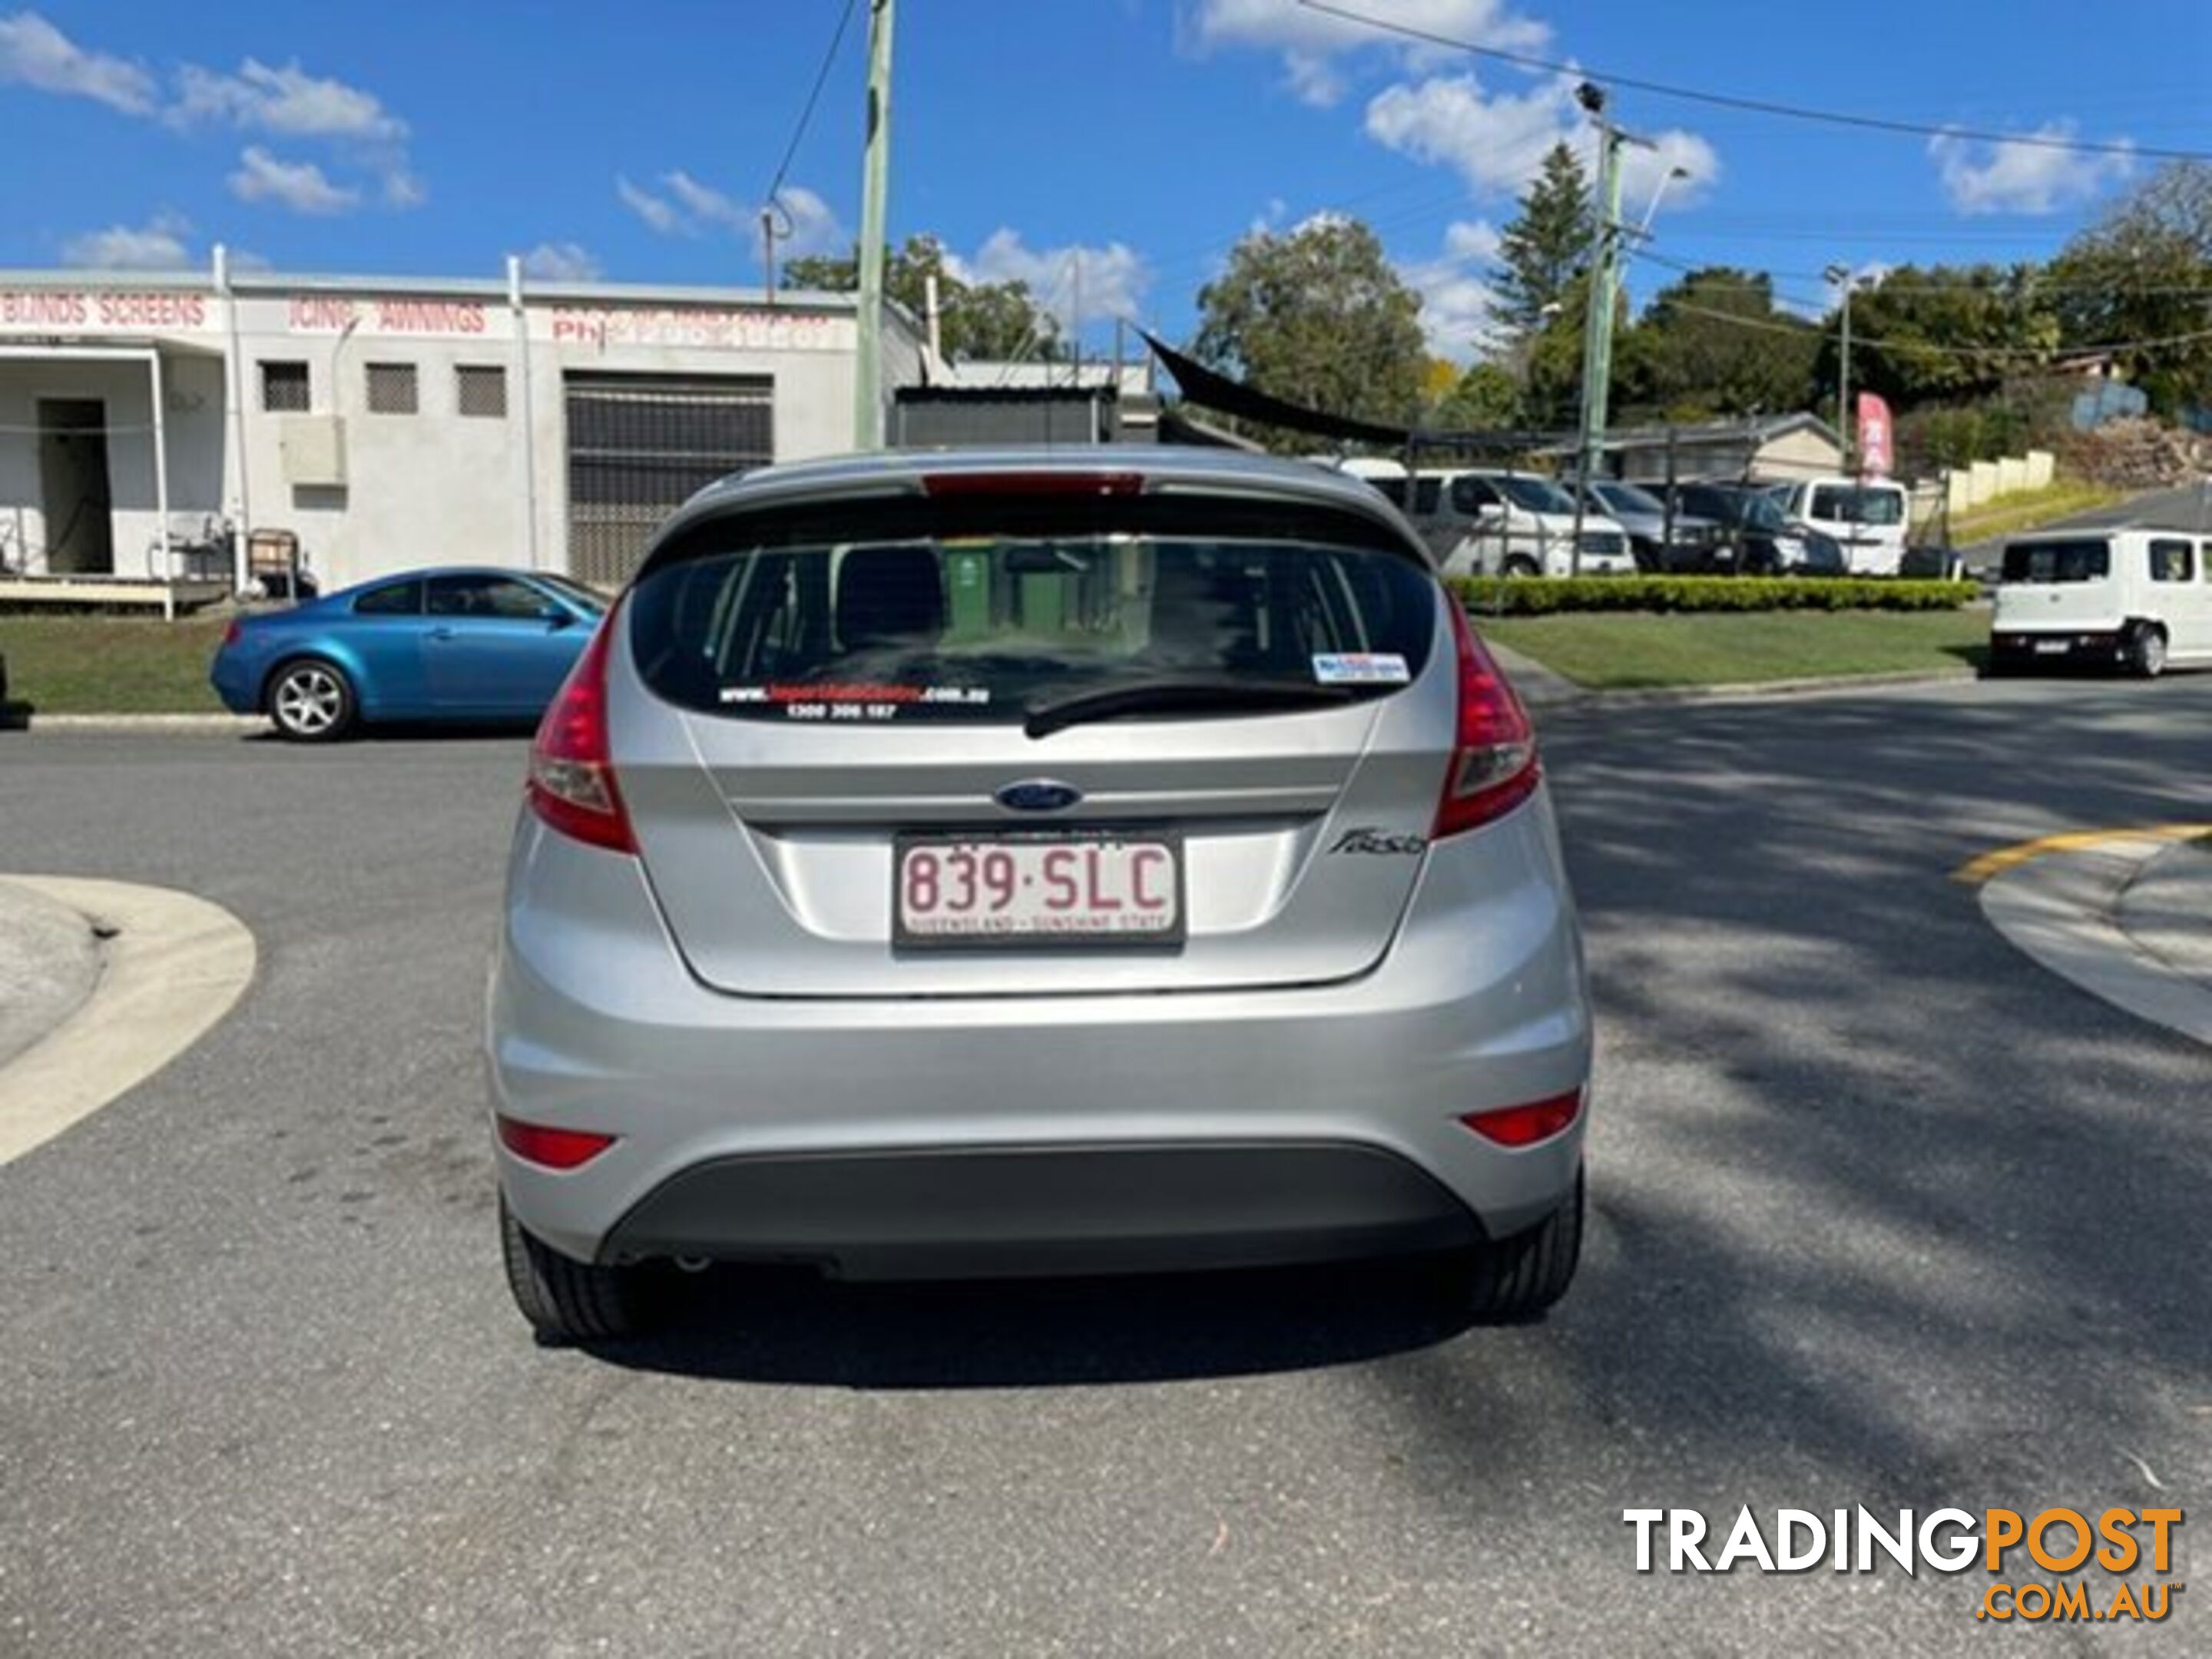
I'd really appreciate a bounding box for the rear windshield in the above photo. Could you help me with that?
[2002,540,2110,584]
[630,505,1436,725]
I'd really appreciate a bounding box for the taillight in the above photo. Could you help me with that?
[1433,598,1540,837]
[221,620,242,647]
[527,599,637,854]
[1460,1088,1584,1147]
[496,1114,618,1171]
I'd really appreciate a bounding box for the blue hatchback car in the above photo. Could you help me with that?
[210,566,608,741]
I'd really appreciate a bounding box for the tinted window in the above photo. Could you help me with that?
[1409,477,1442,515]
[1494,476,1576,515]
[1448,476,1497,515]
[535,573,610,614]
[2149,539,2194,582]
[427,575,551,619]
[352,579,422,616]
[1596,483,1664,515]
[630,515,1435,727]
[2002,541,2110,584]
[1677,487,1732,522]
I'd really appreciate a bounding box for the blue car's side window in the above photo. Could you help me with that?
[354,579,424,616]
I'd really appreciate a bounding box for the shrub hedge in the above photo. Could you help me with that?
[1449,575,1980,615]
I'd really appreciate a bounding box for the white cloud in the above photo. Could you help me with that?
[1365,71,1717,210]
[769,185,843,259]
[621,168,846,259]
[616,174,684,234]
[171,57,405,141]
[61,211,193,270]
[521,240,603,282]
[1929,123,2133,215]
[0,9,155,113]
[1400,219,1504,360]
[227,146,359,214]
[949,230,1152,326]
[1188,0,1549,106]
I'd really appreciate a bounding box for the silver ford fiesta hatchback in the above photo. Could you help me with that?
[488,446,1591,1341]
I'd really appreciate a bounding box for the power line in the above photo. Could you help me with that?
[1654,292,2212,359]
[1296,0,2206,163]
[1633,245,2212,303]
[765,0,860,214]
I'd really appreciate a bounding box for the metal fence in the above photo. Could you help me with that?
[564,373,773,585]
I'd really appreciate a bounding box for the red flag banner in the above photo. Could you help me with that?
[1856,392,1894,478]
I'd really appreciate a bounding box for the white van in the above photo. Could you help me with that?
[1989,528,2212,677]
[1769,477,1910,575]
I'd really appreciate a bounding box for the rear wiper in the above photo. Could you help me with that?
[1022,676,1357,740]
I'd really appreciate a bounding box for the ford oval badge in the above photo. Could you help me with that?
[995,780,1084,813]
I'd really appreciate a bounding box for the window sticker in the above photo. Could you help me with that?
[717,684,992,720]
[1312,652,1410,685]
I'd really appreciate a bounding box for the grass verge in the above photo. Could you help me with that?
[1947,480,2120,545]
[0,614,231,714]
[1478,609,1988,690]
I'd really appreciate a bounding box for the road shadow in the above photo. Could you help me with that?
[237,717,537,746]
[582,1254,1485,1388]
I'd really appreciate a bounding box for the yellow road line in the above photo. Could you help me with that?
[1953,823,2212,886]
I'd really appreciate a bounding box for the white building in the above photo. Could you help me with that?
[0,254,922,598]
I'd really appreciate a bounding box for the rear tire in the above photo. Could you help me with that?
[2126,624,2167,680]
[266,657,357,742]
[1502,555,1542,579]
[499,1195,662,1343]
[1438,1165,1584,1323]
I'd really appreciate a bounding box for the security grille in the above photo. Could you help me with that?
[455,365,507,418]
[366,362,418,415]
[261,360,310,413]
[564,373,773,585]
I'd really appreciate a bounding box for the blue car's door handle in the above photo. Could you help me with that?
[429,626,455,641]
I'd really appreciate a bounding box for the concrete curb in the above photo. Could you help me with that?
[3,712,261,733]
[2116,836,2212,989]
[0,876,257,1166]
[1979,835,2212,1050]
[1499,662,1979,713]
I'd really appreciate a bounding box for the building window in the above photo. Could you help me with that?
[365,362,418,415]
[261,360,310,413]
[455,365,507,419]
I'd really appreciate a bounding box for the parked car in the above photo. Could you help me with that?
[1988,528,2211,677]
[1667,482,1843,575]
[209,566,608,740]
[1766,477,1912,575]
[1576,480,1726,573]
[488,446,1593,1340]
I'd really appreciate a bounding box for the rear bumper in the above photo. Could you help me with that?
[488,792,1591,1275]
[1988,630,2125,668]
[600,1141,1483,1278]
[208,651,260,714]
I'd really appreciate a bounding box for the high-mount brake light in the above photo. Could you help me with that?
[1432,598,1541,837]
[921,471,1144,498]
[525,600,637,855]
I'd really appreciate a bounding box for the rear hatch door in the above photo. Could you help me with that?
[610,476,1455,998]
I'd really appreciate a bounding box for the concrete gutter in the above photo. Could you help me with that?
[1972,831,2212,1050]
[2,712,261,733]
[0,876,257,1165]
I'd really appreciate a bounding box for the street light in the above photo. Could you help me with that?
[1632,165,1692,242]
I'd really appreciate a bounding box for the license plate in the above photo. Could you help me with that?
[2035,639,2069,654]
[893,833,1184,948]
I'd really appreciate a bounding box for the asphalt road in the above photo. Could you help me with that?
[3,677,2209,1657]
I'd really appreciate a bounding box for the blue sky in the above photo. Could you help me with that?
[2,1,2205,360]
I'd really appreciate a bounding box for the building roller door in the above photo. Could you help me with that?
[565,373,773,585]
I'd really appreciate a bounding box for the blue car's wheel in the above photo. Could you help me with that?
[267,657,357,743]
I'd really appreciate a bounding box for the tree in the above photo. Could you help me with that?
[1492,144,1594,339]
[1826,264,2058,409]
[1190,217,1426,448]
[1431,360,1524,431]
[2048,161,2212,416]
[786,233,1063,363]
[1620,267,1820,420]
